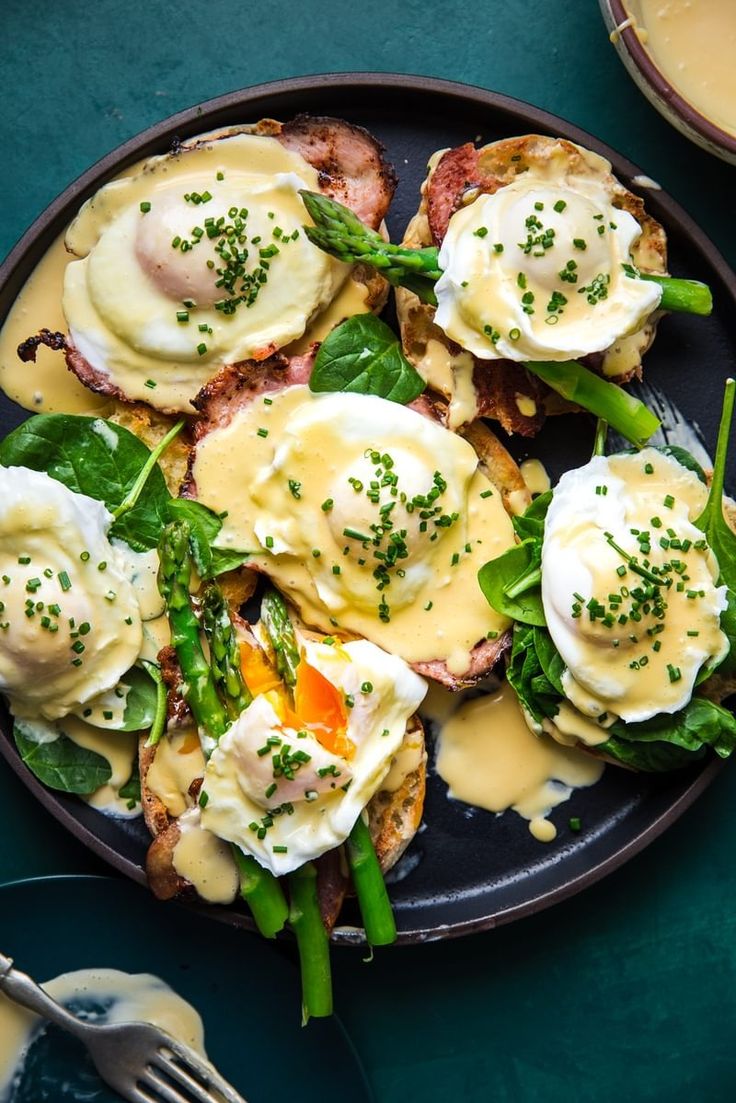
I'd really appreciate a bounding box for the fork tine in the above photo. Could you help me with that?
[151,1054,214,1103]
[128,1086,160,1103]
[158,1042,247,1103]
[140,1066,192,1103]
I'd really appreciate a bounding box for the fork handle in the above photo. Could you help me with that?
[0,953,92,1041]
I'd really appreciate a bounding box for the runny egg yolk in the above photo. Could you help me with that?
[240,638,353,759]
[239,640,282,695]
[293,660,353,759]
[201,635,427,876]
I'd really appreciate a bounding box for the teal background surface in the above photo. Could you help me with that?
[3,1,736,1100]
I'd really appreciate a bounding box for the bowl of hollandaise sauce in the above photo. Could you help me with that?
[600,0,736,165]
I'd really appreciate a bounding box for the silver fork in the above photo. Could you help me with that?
[0,953,246,1103]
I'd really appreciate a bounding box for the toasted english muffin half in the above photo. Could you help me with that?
[396,134,668,438]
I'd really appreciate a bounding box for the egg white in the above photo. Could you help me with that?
[0,467,144,720]
[542,449,728,723]
[435,172,660,363]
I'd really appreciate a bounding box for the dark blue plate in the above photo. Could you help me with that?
[0,75,735,943]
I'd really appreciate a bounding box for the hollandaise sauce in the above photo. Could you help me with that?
[146,727,205,819]
[171,808,239,905]
[435,684,604,841]
[0,232,108,414]
[192,386,514,676]
[61,717,138,817]
[0,969,205,1100]
[625,0,736,139]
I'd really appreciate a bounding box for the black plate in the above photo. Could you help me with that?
[1,74,735,945]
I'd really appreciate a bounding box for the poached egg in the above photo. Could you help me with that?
[191,386,515,676]
[542,448,728,724]
[434,149,661,364]
[63,132,347,412]
[201,634,427,875]
[0,467,145,720]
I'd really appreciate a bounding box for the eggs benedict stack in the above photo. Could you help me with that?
[480,415,736,771]
[20,117,396,414]
[187,371,528,687]
[542,449,727,725]
[396,135,668,435]
[141,605,427,911]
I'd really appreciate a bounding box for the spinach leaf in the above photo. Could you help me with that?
[0,415,169,552]
[76,664,160,732]
[119,764,141,807]
[14,718,111,794]
[511,490,552,542]
[478,541,545,626]
[309,314,426,404]
[166,498,249,578]
[599,733,704,772]
[656,445,708,485]
[601,697,736,771]
[695,379,736,592]
[506,623,563,723]
[120,665,160,731]
[533,626,564,694]
[714,587,736,681]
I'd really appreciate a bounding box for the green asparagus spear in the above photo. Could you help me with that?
[157,522,289,939]
[525,360,660,448]
[300,190,439,304]
[300,190,712,316]
[641,273,713,315]
[157,521,228,740]
[201,583,252,719]
[260,588,300,688]
[232,845,290,940]
[346,815,397,947]
[288,862,333,1023]
[141,660,167,748]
